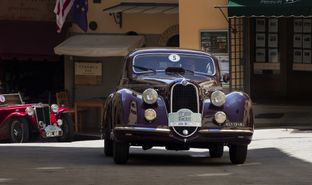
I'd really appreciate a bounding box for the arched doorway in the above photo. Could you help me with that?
[166,34,179,47]
[159,24,179,47]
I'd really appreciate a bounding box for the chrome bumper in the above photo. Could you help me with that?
[113,126,253,145]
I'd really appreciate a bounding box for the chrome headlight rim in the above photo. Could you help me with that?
[51,104,59,113]
[25,107,34,116]
[144,108,157,121]
[142,88,158,104]
[214,111,227,125]
[211,90,226,107]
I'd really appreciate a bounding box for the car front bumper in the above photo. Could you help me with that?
[113,126,253,147]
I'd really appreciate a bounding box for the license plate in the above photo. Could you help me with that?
[45,125,62,137]
[168,109,202,127]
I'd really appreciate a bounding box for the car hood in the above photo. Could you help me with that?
[133,73,214,86]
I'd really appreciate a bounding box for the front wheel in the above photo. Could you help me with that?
[104,129,113,156]
[58,114,74,142]
[229,144,248,164]
[10,117,29,143]
[113,140,129,164]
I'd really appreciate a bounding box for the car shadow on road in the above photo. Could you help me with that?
[1,146,312,185]
[0,146,311,167]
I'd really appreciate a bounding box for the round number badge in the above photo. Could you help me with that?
[168,54,180,62]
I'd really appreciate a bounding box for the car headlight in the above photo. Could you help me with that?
[51,104,59,113]
[25,107,34,116]
[142,88,158,104]
[144,109,157,121]
[215,111,227,124]
[211,90,226,107]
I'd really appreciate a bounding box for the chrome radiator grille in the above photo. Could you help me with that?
[35,106,50,125]
[171,83,199,113]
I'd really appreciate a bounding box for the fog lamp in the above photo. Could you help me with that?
[57,119,63,126]
[144,109,157,121]
[215,111,226,124]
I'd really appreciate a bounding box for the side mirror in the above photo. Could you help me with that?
[222,73,230,83]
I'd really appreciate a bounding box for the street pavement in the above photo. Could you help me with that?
[0,129,312,185]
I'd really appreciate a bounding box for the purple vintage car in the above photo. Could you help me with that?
[0,93,74,143]
[102,48,254,164]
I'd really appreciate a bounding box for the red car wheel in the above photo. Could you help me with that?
[10,117,30,143]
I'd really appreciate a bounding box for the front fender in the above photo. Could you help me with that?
[112,89,168,128]
[2,112,28,125]
[58,107,73,113]
[202,91,254,128]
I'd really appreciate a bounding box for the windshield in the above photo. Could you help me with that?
[0,93,23,106]
[133,53,215,75]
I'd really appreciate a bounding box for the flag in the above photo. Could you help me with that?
[72,0,88,32]
[54,0,74,33]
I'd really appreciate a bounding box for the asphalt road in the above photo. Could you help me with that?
[0,129,312,185]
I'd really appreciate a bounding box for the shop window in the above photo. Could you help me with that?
[254,18,280,73]
[292,18,312,71]
[200,31,228,54]
[200,30,229,83]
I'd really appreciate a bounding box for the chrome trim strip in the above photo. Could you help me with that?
[199,129,254,134]
[170,82,200,113]
[114,127,170,133]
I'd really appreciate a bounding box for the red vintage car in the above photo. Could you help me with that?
[0,93,74,143]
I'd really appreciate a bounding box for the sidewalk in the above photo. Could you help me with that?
[253,103,312,129]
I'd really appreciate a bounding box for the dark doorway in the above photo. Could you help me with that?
[1,60,64,104]
[166,34,180,47]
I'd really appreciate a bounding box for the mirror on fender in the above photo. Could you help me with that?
[222,73,230,83]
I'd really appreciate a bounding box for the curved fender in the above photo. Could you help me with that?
[0,112,36,138]
[112,88,168,127]
[58,107,73,113]
[202,91,253,127]
[2,112,28,124]
[103,93,114,130]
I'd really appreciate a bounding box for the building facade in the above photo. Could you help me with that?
[2,0,312,132]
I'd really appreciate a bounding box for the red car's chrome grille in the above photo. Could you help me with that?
[35,106,50,125]
[171,83,199,113]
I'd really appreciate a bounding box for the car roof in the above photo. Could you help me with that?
[128,48,213,58]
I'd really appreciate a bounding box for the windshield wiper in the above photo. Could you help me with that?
[183,68,195,74]
[133,65,156,73]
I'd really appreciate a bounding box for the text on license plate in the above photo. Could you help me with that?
[168,109,202,127]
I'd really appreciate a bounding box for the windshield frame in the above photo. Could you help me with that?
[0,93,24,106]
[132,53,217,76]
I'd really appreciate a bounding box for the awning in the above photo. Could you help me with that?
[54,35,145,57]
[103,2,178,14]
[227,0,312,17]
[0,20,68,61]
